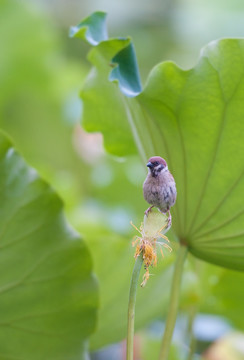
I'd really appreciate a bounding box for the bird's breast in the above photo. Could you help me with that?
[143,172,177,211]
[143,176,162,205]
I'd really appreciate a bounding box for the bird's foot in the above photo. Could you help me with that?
[159,209,172,229]
[167,210,172,227]
[144,205,154,217]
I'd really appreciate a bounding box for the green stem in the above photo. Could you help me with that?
[186,305,197,360]
[159,244,188,360]
[126,253,144,360]
[123,95,157,164]
[187,329,196,360]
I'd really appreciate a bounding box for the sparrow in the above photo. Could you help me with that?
[143,156,177,224]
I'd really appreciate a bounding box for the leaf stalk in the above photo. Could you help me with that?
[159,244,188,360]
[126,253,143,360]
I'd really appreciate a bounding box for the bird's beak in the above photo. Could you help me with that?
[147,162,153,169]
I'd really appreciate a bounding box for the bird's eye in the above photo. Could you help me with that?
[154,161,159,166]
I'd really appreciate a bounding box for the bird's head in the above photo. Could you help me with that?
[146,156,168,177]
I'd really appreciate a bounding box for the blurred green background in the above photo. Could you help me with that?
[2,0,244,359]
[3,0,244,231]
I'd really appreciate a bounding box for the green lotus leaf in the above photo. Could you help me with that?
[69,11,108,45]
[139,39,244,271]
[70,12,141,97]
[109,42,142,97]
[0,131,98,359]
[70,12,142,156]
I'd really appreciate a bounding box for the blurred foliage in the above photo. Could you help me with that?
[139,329,202,360]
[0,131,98,359]
[2,0,244,359]
[0,0,88,204]
[199,264,244,331]
[0,2,100,358]
[0,0,147,219]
